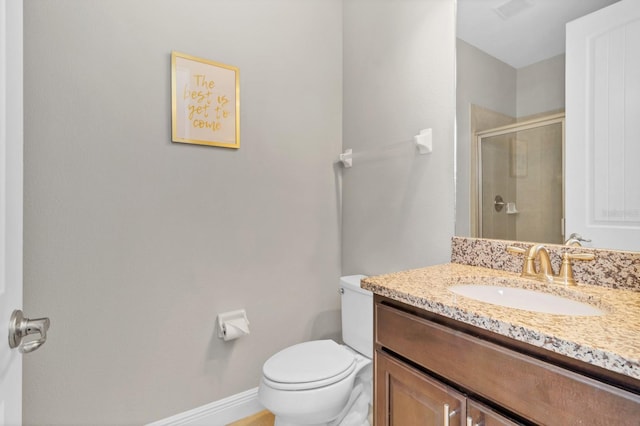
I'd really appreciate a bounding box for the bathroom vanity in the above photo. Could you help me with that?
[374,296,639,425]
[363,239,640,425]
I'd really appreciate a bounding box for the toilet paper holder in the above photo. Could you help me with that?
[217,309,250,341]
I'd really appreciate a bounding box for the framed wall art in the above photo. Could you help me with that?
[171,51,240,148]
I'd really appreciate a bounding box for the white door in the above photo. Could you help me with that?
[1,0,23,424]
[566,0,640,251]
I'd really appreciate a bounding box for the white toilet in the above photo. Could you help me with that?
[258,275,373,426]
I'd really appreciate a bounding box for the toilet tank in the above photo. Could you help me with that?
[340,275,373,358]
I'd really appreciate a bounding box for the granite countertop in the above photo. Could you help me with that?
[361,263,640,381]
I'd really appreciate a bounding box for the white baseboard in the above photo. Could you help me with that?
[147,387,264,426]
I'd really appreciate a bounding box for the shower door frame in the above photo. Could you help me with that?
[473,113,566,240]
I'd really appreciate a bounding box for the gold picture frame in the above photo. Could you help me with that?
[171,51,240,149]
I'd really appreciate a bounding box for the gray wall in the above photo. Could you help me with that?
[455,39,517,237]
[455,40,565,238]
[517,54,566,118]
[23,0,458,423]
[23,1,343,424]
[342,0,456,275]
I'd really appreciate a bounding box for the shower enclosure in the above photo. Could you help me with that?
[474,113,565,244]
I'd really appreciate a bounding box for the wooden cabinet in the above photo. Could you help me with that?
[375,350,466,425]
[376,351,516,426]
[374,296,640,425]
[467,400,518,426]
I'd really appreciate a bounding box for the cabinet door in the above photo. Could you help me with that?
[467,400,519,426]
[375,350,466,426]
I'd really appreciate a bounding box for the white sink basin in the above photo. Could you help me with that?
[449,285,604,316]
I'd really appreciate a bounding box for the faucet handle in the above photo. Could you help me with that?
[556,252,595,286]
[506,246,526,255]
[506,246,536,277]
[565,252,595,262]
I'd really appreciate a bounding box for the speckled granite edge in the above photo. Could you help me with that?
[451,236,640,291]
[368,283,637,379]
[362,264,640,380]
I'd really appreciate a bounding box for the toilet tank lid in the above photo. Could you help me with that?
[263,340,355,385]
[340,275,368,292]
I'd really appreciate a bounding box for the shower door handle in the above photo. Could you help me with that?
[8,309,50,353]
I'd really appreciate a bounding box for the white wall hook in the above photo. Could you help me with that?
[414,128,433,154]
[339,149,353,168]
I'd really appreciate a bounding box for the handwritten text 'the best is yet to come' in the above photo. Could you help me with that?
[183,74,231,133]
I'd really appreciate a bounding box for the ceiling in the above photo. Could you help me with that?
[457,0,621,69]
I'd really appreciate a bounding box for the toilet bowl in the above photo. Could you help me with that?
[258,340,371,425]
[258,275,372,426]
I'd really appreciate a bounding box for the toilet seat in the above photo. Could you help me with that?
[262,340,356,391]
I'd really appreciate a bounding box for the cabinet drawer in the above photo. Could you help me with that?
[376,302,640,425]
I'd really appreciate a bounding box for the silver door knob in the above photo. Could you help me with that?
[8,309,50,353]
[565,232,592,246]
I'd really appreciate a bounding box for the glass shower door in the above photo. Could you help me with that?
[477,115,564,244]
